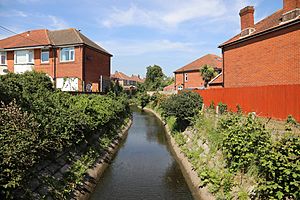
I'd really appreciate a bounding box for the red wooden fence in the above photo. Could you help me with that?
[194,84,300,122]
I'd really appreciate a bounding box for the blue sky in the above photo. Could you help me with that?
[0,0,282,77]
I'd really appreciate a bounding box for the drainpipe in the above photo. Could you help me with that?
[52,46,57,88]
[174,72,176,90]
[82,45,86,92]
[182,70,185,90]
[222,48,225,88]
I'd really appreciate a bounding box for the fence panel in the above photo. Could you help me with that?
[194,84,300,121]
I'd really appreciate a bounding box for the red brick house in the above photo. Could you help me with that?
[219,0,300,88]
[0,28,112,92]
[174,54,223,90]
[111,71,144,90]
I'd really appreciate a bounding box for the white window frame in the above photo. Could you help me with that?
[0,52,7,65]
[184,73,188,82]
[14,50,34,65]
[41,49,49,63]
[60,47,75,62]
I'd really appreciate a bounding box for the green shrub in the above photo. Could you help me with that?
[256,134,300,200]
[160,91,203,130]
[0,71,130,198]
[218,102,227,115]
[0,101,40,197]
[139,92,150,109]
[222,114,271,173]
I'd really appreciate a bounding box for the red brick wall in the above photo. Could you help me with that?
[175,71,205,89]
[34,48,54,77]
[283,0,300,12]
[194,84,300,122]
[84,46,111,92]
[223,24,300,88]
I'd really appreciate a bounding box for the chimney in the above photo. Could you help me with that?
[239,6,255,37]
[282,0,300,22]
[283,0,300,13]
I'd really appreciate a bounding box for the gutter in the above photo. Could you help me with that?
[219,18,300,48]
[0,45,51,51]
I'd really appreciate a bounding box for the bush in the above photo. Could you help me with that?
[160,91,203,130]
[139,92,150,109]
[222,113,271,173]
[0,101,40,196]
[0,71,130,197]
[218,102,227,114]
[256,134,300,199]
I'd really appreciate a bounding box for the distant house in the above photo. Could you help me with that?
[111,71,144,90]
[208,73,223,88]
[219,0,300,88]
[174,54,223,90]
[0,28,112,92]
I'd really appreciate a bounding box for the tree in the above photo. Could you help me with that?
[160,91,203,130]
[200,65,217,87]
[144,65,165,91]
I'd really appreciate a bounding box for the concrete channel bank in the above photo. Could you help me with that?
[143,107,214,200]
[74,119,133,200]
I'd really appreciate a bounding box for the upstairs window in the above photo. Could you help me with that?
[184,73,188,82]
[60,47,75,62]
[0,52,6,65]
[41,49,49,63]
[14,50,34,64]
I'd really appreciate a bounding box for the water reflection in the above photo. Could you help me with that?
[90,107,193,200]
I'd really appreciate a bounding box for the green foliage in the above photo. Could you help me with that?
[222,113,271,173]
[139,92,150,109]
[143,65,172,91]
[209,101,215,110]
[0,71,130,198]
[256,134,300,200]
[0,101,40,195]
[200,65,218,87]
[160,91,203,129]
[218,102,227,115]
[285,115,298,131]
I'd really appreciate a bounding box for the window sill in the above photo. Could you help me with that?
[41,62,50,65]
[14,63,34,65]
[59,60,75,64]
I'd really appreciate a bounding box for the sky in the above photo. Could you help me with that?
[0,0,282,77]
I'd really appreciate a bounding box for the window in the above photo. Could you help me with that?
[60,47,75,62]
[184,73,188,82]
[41,49,49,63]
[0,52,6,65]
[14,50,34,64]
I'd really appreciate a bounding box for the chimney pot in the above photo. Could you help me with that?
[239,6,255,31]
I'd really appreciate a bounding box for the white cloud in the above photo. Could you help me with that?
[0,10,28,17]
[100,0,259,29]
[98,39,204,56]
[48,15,69,29]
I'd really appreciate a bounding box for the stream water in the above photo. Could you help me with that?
[90,107,194,200]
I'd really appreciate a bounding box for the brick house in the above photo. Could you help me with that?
[174,54,223,90]
[111,71,144,90]
[219,0,300,88]
[0,28,112,92]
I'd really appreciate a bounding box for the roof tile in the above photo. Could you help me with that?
[174,54,222,73]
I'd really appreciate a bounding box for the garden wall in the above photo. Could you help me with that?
[194,84,300,121]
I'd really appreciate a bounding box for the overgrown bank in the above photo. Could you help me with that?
[0,72,131,199]
[144,91,300,200]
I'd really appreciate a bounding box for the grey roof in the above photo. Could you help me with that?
[48,28,111,55]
